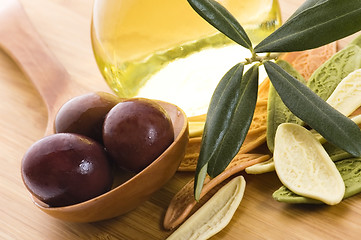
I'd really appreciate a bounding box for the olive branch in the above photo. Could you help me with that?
[190,0,361,200]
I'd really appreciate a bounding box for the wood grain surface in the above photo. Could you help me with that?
[1,0,361,239]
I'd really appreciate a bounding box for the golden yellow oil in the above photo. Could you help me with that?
[91,0,281,116]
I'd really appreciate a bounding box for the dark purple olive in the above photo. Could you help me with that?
[54,92,121,143]
[21,133,113,207]
[103,98,174,172]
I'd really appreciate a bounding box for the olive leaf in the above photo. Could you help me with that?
[194,63,258,200]
[266,60,305,152]
[187,0,252,50]
[264,61,361,157]
[255,0,361,53]
[286,0,328,22]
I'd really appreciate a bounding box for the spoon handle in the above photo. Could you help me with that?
[0,0,84,134]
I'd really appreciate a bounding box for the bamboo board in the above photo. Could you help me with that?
[1,0,360,239]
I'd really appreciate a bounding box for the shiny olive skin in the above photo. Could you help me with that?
[55,92,121,143]
[21,133,113,207]
[103,98,174,172]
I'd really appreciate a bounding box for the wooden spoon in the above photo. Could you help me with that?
[1,0,190,222]
[0,0,86,135]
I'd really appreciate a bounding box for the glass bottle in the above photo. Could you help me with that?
[91,0,281,117]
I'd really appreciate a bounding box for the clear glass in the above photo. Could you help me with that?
[91,0,281,117]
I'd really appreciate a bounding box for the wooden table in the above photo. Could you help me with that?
[1,0,360,239]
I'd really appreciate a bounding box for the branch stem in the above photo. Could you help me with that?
[243,52,281,65]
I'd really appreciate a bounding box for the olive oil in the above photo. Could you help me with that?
[91,0,281,116]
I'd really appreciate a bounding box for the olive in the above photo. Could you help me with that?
[21,133,113,207]
[54,92,121,143]
[103,98,174,172]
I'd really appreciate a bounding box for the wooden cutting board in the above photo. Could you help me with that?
[1,0,360,239]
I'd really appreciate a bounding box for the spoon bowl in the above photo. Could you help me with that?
[30,100,188,222]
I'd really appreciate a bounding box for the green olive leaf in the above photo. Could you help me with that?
[286,0,328,22]
[264,61,361,157]
[194,163,208,201]
[266,60,305,152]
[255,0,361,53]
[194,63,258,200]
[187,0,252,50]
[206,65,259,177]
